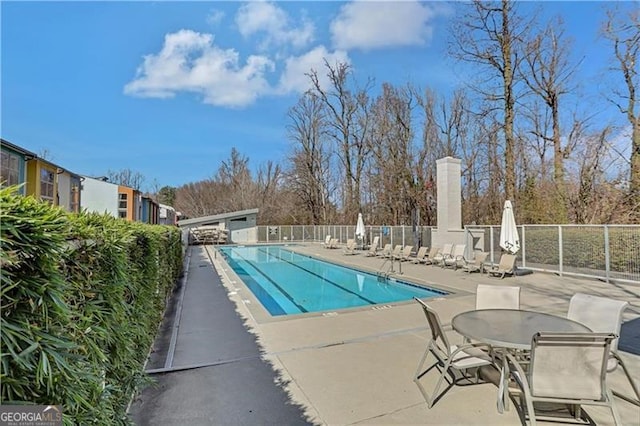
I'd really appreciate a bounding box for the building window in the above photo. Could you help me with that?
[70,184,80,213]
[118,193,128,218]
[1,151,20,187]
[40,168,55,203]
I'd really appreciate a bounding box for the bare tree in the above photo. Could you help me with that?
[602,6,640,211]
[520,17,582,222]
[307,60,373,221]
[285,92,334,224]
[106,168,145,191]
[449,0,533,201]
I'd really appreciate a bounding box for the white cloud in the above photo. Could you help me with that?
[277,46,351,94]
[331,1,438,51]
[235,1,314,50]
[206,9,225,26]
[124,29,274,108]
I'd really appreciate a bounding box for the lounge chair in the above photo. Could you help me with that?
[342,239,357,255]
[430,243,453,267]
[327,238,339,249]
[442,244,466,269]
[487,253,517,279]
[365,236,380,257]
[413,297,493,408]
[504,332,621,425]
[476,284,520,310]
[459,251,489,273]
[422,247,441,265]
[386,245,403,259]
[377,243,392,257]
[411,246,429,264]
[321,235,332,248]
[394,245,414,262]
[567,293,639,407]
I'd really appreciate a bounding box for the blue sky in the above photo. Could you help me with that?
[1,1,633,191]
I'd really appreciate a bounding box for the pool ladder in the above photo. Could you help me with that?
[377,255,402,280]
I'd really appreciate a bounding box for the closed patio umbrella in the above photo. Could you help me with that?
[499,200,520,254]
[355,213,366,246]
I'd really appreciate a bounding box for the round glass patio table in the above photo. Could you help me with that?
[452,309,591,350]
[452,309,592,413]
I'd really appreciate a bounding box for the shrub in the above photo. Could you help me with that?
[1,187,182,424]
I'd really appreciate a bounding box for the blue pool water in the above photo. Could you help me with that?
[218,245,447,316]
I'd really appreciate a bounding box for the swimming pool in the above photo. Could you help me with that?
[218,245,447,316]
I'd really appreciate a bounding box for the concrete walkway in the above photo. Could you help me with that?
[129,244,640,425]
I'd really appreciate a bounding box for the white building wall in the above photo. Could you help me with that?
[81,177,119,217]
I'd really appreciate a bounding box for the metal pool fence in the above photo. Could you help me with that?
[257,224,640,284]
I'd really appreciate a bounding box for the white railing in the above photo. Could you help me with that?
[257,224,640,284]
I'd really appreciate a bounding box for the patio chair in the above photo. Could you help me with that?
[365,236,380,257]
[504,332,621,426]
[377,243,392,257]
[342,239,357,255]
[476,284,521,310]
[322,235,332,248]
[430,243,453,267]
[411,246,429,264]
[413,297,493,408]
[443,244,466,269]
[327,238,339,249]
[567,293,639,407]
[395,245,414,262]
[487,253,517,279]
[422,247,441,265]
[387,245,403,259]
[459,251,489,274]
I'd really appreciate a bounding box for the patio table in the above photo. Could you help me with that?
[452,309,591,413]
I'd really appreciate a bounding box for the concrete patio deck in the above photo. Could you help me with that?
[129,243,640,425]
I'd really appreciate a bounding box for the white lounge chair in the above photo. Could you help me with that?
[394,245,414,262]
[413,298,493,408]
[322,235,332,248]
[342,239,357,255]
[430,243,453,267]
[387,245,403,259]
[459,251,489,273]
[443,244,466,269]
[487,253,517,279]
[377,243,392,257]
[411,246,429,264]
[505,332,621,425]
[422,247,441,265]
[365,236,380,257]
[567,293,639,407]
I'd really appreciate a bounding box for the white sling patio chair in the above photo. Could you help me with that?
[459,251,489,274]
[476,284,521,310]
[413,297,493,408]
[377,243,392,257]
[394,245,414,262]
[321,235,332,248]
[342,239,357,255]
[411,246,429,264]
[567,293,639,407]
[487,253,517,279]
[422,247,441,265]
[387,244,403,259]
[430,243,453,267]
[443,244,467,269]
[365,236,380,257]
[504,332,621,426]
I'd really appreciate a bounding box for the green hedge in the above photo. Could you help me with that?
[1,187,183,424]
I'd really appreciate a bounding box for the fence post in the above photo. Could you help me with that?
[604,225,610,283]
[489,226,495,264]
[558,225,563,277]
[521,226,526,268]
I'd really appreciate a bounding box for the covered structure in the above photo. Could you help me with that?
[178,208,259,245]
